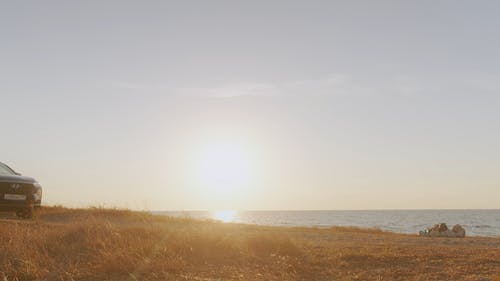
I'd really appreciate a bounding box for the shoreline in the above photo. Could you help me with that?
[155,209,500,238]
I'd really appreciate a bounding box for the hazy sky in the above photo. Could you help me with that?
[1,1,499,210]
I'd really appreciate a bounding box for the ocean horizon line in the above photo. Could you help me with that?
[154,208,500,212]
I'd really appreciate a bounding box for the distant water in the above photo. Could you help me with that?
[156,210,500,237]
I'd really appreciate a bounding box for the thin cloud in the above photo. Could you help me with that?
[178,74,353,98]
[179,83,279,98]
[111,82,149,90]
[115,73,427,98]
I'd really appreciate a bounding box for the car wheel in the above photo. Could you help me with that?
[16,208,33,219]
[15,210,24,218]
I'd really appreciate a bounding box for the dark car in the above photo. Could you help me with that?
[0,162,42,218]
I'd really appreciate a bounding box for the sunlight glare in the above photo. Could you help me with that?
[213,210,236,223]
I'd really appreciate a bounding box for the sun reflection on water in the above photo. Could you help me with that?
[213,210,236,223]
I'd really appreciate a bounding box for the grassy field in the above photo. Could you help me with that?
[0,206,499,281]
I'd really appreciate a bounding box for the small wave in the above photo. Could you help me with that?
[470,225,492,228]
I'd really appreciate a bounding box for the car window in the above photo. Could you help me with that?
[0,164,15,176]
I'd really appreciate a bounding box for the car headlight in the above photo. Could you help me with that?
[32,183,42,200]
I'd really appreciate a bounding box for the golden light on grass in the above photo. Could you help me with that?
[213,209,236,223]
[1,206,499,280]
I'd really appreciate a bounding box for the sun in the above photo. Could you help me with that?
[194,142,255,200]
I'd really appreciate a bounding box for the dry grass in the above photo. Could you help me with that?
[0,207,499,280]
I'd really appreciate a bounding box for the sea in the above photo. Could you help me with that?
[156,209,500,237]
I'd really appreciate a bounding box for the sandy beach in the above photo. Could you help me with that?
[0,207,499,281]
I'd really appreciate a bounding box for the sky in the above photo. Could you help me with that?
[1,1,499,210]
